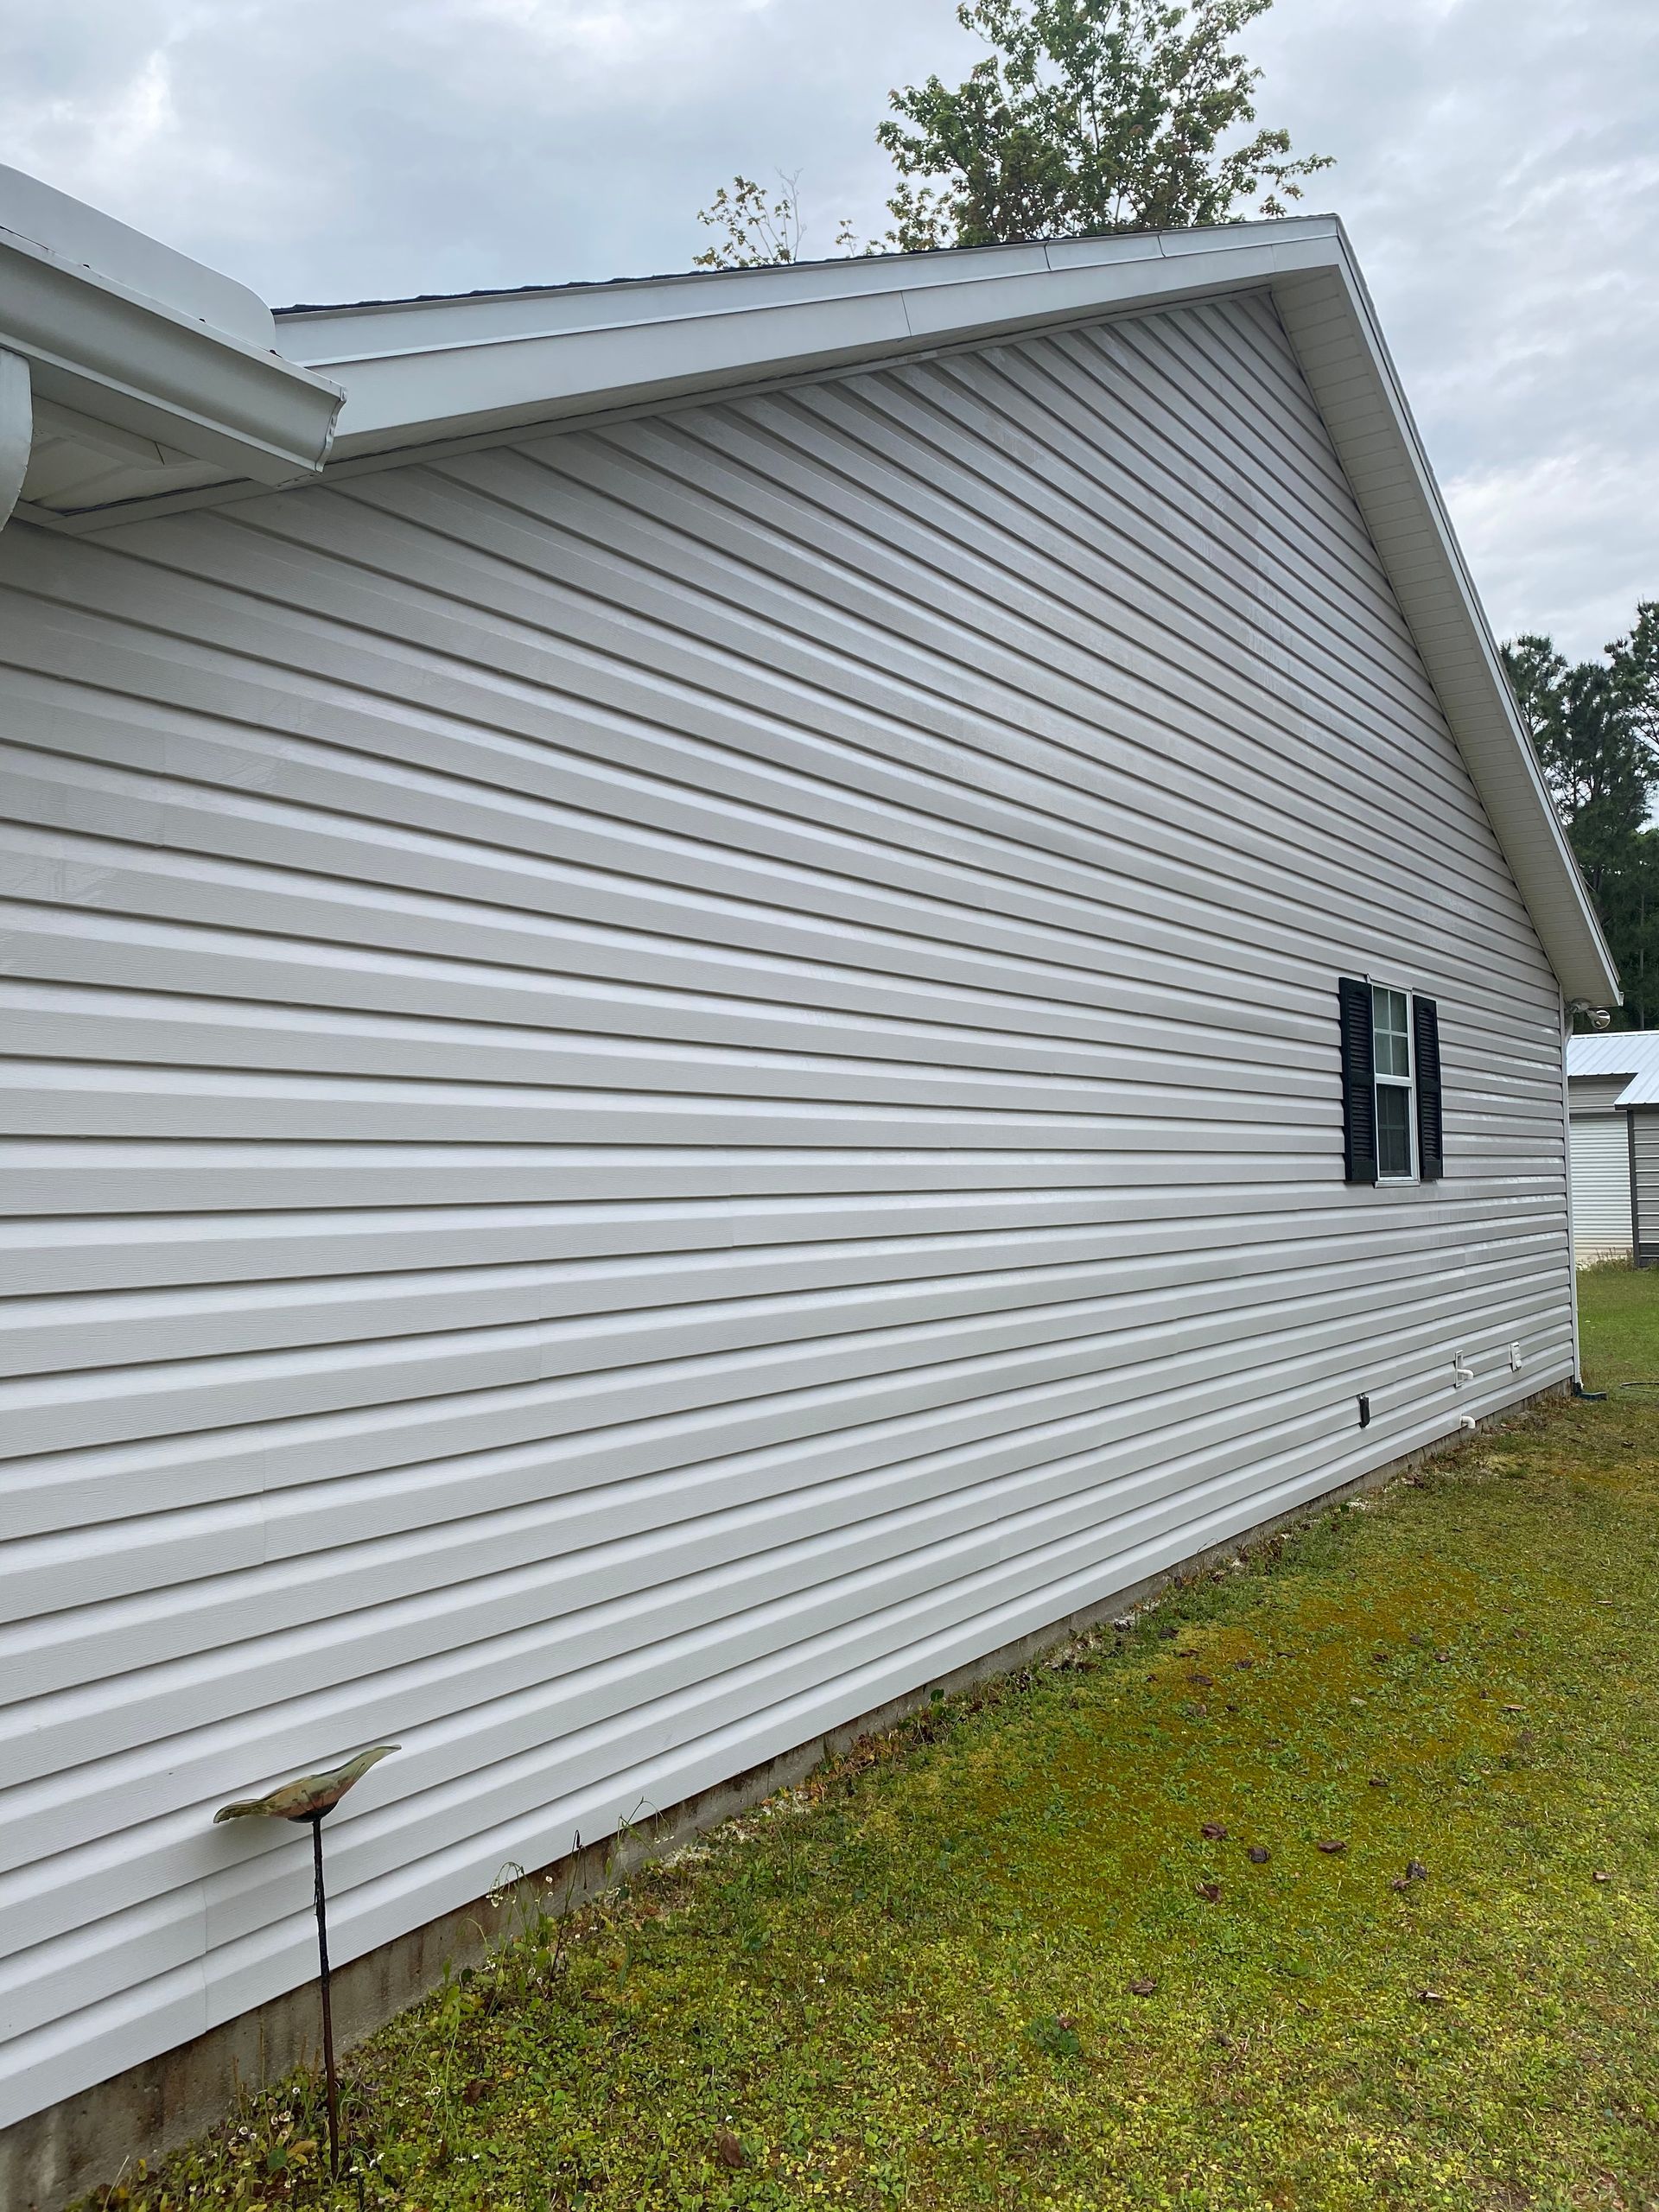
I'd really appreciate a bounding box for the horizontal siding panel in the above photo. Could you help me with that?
[0,714,1557,1009]
[0,984,1341,1112]
[1567,1076,1629,1116]
[1,1316,1575,2019]
[1631,1111,1659,1261]
[0,1184,1567,1299]
[1,1205,1569,1553]
[0,1209,1566,1379]
[0,289,1573,2128]
[0,1268,1571,1777]
[0,1221,1566,1566]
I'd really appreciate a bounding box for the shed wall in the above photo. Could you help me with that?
[0,288,1572,2126]
[1568,1116,1634,1263]
[1567,1074,1631,1117]
[1633,1110,1659,1267]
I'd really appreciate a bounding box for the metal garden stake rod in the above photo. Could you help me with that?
[307,1810,339,2175]
[215,1746,399,2178]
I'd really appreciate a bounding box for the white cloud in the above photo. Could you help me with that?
[2,0,1652,656]
[1447,448,1659,658]
[1250,0,1658,657]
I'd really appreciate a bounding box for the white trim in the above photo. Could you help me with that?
[1370,981,1420,1185]
[1561,994,1586,1370]
[1607,1064,1659,1109]
[271,225,1335,463]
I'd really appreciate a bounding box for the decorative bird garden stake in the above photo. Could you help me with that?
[215,1746,399,2178]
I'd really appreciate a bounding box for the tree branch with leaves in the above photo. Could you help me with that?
[693,0,1328,267]
[1505,605,1659,1025]
[877,0,1333,251]
[693,172,857,270]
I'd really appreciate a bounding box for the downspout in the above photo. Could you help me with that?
[0,347,30,530]
[1629,1103,1642,1269]
[1559,993,1584,1389]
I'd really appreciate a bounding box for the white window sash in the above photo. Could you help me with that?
[1371,983,1418,1184]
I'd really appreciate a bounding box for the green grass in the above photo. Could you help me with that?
[93,1273,1659,2211]
[1576,1263,1659,1391]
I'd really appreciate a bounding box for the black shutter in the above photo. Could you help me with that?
[1414,996,1444,1181]
[1338,977,1377,1184]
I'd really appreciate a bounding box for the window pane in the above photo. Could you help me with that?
[1372,986,1410,1077]
[1376,1084,1413,1177]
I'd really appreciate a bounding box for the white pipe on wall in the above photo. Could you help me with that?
[0,347,30,530]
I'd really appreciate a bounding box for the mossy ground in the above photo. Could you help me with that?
[92,1272,1659,2211]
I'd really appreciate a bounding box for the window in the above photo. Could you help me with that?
[1371,985,1414,1179]
[1338,978,1444,1187]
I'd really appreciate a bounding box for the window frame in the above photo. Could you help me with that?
[1370,981,1418,1185]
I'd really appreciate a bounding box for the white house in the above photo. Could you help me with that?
[1566,1032,1659,1265]
[0,164,1620,2198]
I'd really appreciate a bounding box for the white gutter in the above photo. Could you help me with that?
[0,221,342,485]
[0,165,342,499]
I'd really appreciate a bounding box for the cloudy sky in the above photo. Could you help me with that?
[3,0,1653,658]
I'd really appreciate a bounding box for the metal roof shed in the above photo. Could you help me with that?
[1580,1047,1659,1268]
[1564,1034,1659,1265]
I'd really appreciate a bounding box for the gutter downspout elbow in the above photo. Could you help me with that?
[0,346,30,531]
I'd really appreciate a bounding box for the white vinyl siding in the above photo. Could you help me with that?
[0,288,1573,2128]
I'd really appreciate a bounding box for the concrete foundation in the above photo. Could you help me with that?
[1,1384,1563,2212]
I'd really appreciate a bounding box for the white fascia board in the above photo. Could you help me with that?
[0,221,343,485]
[300,283,917,459]
[1270,240,1618,1011]
[277,219,1338,460]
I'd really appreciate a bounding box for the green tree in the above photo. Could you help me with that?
[694,0,1328,266]
[878,0,1332,251]
[1503,633,1650,886]
[693,174,856,270]
[1503,617,1659,1027]
[1609,600,1659,756]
